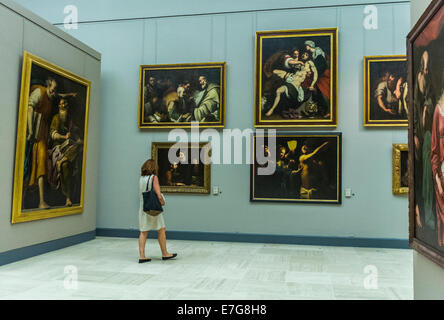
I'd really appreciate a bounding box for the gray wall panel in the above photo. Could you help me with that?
[0,1,101,253]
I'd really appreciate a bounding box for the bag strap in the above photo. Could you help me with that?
[145,174,152,191]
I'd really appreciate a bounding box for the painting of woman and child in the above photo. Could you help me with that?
[151,142,211,194]
[254,28,337,127]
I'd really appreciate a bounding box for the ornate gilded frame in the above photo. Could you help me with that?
[151,142,211,194]
[11,52,91,224]
[138,62,226,129]
[363,55,408,127]
[254,28,338,128]
[392,144,408,195]
[408,0,444,268]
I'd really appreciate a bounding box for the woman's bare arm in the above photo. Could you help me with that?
[152,175,165,206]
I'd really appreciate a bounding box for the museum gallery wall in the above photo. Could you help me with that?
[133,22,405,239]
[12,0,410,241]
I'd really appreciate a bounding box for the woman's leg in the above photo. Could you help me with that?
[139,231,148,259]
[157,228,173,257]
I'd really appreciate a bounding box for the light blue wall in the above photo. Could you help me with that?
[15,0,411,239]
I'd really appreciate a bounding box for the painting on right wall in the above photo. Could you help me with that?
[408,0,444,268]
[363,55,408,127]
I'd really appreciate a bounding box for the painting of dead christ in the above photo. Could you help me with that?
[254,28,337,127]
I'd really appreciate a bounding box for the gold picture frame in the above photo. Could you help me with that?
[392,143,408,195]
[254,28,338,128]
[11,51,91,224]
[151,142,211,194]
[138,62,226,129]
[363,55,408,127]
[250,132,342,203]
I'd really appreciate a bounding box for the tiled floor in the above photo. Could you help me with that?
[0,237,413,300]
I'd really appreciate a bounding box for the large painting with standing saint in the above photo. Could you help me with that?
[11,52,91,223]
[254,28,337,127]
[408,0,444,268]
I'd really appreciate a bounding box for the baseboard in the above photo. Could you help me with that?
[0,230,96,266]
[96,228,410,249]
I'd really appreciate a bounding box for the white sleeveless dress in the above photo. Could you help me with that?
[138,175,166,231]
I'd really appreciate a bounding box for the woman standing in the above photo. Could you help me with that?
[138,159,177,263]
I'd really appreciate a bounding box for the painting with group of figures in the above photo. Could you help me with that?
[138,63,226,128]
[12,52,91,224]
[408,0,444,268]
[251,133,341,204]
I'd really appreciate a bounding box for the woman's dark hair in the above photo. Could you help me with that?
[141,159,158,176]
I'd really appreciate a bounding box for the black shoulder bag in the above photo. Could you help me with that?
[142,175,163,216]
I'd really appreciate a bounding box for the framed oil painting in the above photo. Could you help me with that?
[151,142,211,194]
[408,0,444,268]
[250,132,341,204]
[393,144,408,195]
[254,28,338,128]
[11,52,91,224]
[138,62,226,128]
[363,55,408,127]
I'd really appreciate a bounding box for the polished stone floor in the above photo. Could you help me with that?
[0,237,413,300]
